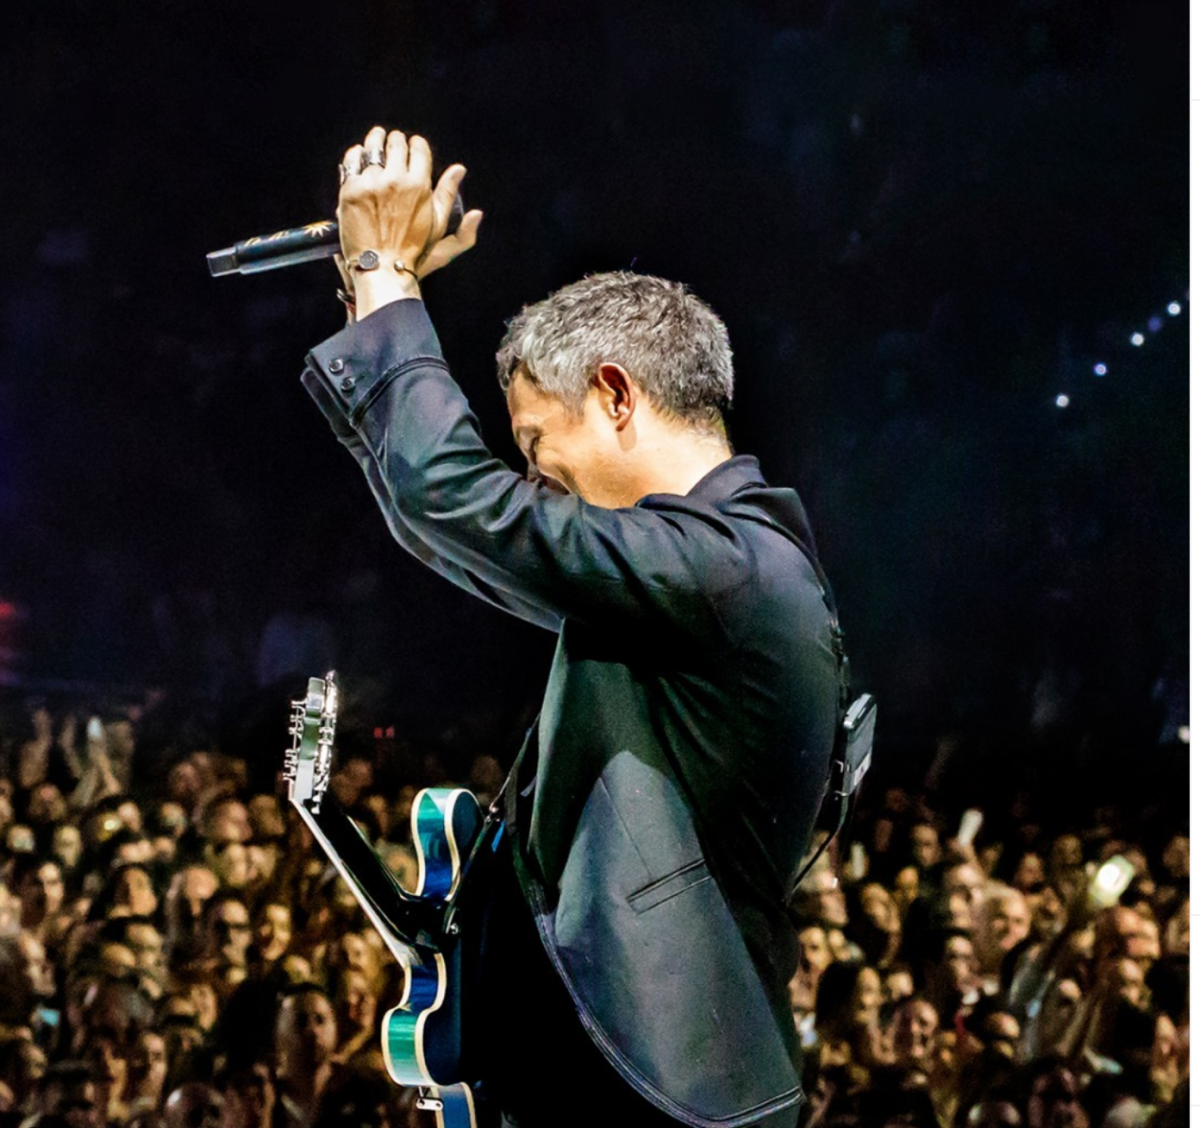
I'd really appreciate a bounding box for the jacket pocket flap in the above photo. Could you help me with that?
[627,858,710,913]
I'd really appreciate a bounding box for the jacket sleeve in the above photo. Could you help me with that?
[301,342,563,633]
[301,299,748,635]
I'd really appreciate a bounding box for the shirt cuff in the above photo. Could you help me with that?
[302,298,447,430]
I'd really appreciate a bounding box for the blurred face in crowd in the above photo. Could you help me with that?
[158,802,189,840]
[53,824,83,871]
[246,842,280,891]
[276,990,338,1073]
[1161,835,1188,880]
[893,866,920,913]
[884,966,914,1005]
[7,1038,47,1094]
[335,968,377,1034]
[17,932,55,1001]
[808,869,848,929]
[163,1082,224,1128]
[330,758,373,808]
[1130,914,1161,969]
[852,966,883,1028]
[1097,905,1158,968]
[42,1073,100,1128]
[129,1030,168,1102]
[1028,883,1066,941]
[966,1100,1022,1128]
[85,1035,127,1114]
[393,785,418,836]
[220,1063,273,1128]
[115,836,155,867]
[28,784,66,826]
[279,954,313,984]
[247,794,286,839]
[859,884,901,936]
[205,800,250,847]
[163,1015,205,1066]
[97,941,137,981]
[890,996,938,1072]
[126,921,166,982]
[1049,835,1083,875]
[209,899,252,966]
[255,903,292,963]
[977,1010,1021,1059]
[977,889,1030,966]
[334,931,376,979]
[1027,1064,1085,1128]
[910,824,941,870]
[117,799,144,834]
[167,866,219,960]
[798,926,832,973]
[1107,957,1147,1008]
[112,865,158,918]
[167,762,203,812]
[1012,852,1046,892]
[1163,897,1189,955]
[188,982,219,1031]
[18,861,65,924]
[941,934,979,995]
[208,841,250,890]
[944,864,985,917]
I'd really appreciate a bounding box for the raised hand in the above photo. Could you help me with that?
[336,126,482,320]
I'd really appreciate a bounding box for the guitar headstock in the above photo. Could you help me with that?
[284,671,339,814]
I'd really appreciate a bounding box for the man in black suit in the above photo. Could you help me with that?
[301,126,842,1127]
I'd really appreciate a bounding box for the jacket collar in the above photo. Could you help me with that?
[636,454,766,510]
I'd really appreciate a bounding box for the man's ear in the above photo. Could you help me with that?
[593,363,636,431]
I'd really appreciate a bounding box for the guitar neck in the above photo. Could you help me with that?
[294,791,445,959]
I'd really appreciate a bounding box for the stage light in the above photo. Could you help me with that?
[1055,394,1070,408]
[1093,363,1107,376]
[1168,302,1181,315]
[1130,332,1145,346]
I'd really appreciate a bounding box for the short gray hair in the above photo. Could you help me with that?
[496,272,734,430]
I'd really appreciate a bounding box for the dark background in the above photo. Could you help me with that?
[0,0,1188,803]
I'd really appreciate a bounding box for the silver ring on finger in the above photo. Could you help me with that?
[338,163,354,185]
[363,151,385,169]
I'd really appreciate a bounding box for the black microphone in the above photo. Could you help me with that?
[206,193,465,278]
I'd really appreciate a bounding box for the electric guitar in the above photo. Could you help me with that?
[283,671,501,1128]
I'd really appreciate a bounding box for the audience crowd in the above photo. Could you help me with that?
[0,692,1187,1128]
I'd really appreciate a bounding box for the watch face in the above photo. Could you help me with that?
[357,249,380,271]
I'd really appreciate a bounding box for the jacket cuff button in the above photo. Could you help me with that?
[339,375,355,393]
[329,358,345,374]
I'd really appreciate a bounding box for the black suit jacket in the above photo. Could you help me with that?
[302,298,839,1127]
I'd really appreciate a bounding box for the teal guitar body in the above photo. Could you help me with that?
[284,673,500,1128]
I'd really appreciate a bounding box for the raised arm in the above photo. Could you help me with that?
[302,126,751,637]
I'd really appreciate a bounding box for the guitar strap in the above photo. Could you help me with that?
[497,716,539,848]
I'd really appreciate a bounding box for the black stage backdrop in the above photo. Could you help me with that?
[0,0,1187,810]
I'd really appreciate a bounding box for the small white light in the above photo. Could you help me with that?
[1093,363,1107,376]
[1055,394,1070,408]
[1130,332,1145,346]
[1095,861,1126,894]
[1168,302,1181,316]
[1178,725,1190,744]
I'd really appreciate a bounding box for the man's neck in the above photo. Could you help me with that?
[630,438,732,503]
